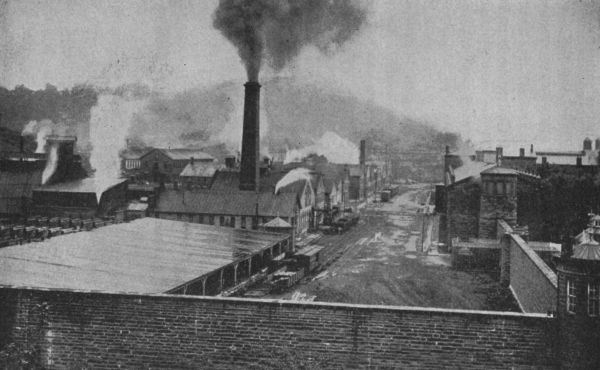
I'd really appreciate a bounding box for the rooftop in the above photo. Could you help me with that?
[573,240,600,261]
[481,167,518,175]
[180,162,221,178]
[155,190,299,218]
[159,148,214,161]
[0,218,288,294]
[34,177,127,194]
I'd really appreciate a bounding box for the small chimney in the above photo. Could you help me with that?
[239,82,261,191]
[495,147,503,166]
[445,145,450,155]
[519,148,525,157]
[577,156,582,167]
[190,156,195,165]
[225,155,235,169]
[561,235,573,258]
[530,144,534,154]
[359,140,366,166]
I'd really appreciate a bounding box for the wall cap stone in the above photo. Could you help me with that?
[0,285,554,320]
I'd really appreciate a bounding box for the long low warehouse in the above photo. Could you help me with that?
[0,218,291,296]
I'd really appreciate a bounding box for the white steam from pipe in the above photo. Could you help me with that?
[274,167,312,194]
[89,94,147,194]
[22,119,56,153]
[41,143,59,184]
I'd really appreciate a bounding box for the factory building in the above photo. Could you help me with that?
[0,217,291,296]
[0,151,45,216]
[32,178,128,218]
[0,135,88,218]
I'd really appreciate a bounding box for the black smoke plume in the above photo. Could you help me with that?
[213,0,367,81]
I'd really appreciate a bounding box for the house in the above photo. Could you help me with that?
[179,159,222,190]
[120,149,146,176]
[139,148,214,182]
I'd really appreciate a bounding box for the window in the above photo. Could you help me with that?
[505,182,513,195]
[230,217,236,228]
[209,215,215,225]
[589,283,599,316]
[495,182,504,195]
[241,216,246,229]
[567,279,576,314]
[219,216,225,226]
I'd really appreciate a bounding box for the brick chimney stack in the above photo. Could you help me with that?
[239,82,261,191]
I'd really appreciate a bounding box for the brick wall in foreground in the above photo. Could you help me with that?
[0,287,558,369]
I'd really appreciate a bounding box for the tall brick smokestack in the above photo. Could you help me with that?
[239,82,261,191]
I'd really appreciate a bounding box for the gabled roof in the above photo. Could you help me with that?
[120,149,148,160]
[155,190,299,218]
[322,177,337,193]
[262,217,292,228]
[180,162,221,178]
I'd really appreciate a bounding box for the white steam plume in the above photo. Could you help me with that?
[41,143,59,184]
[284,131,358,164]
[275,167,312,194]
[22,119,55,153]
[89,94,147,193]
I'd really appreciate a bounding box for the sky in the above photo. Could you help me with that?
[1,0,600,153]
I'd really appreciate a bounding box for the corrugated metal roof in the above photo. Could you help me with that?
[180,162,221,177]
[0,217,288,293]
[155,190,298,217]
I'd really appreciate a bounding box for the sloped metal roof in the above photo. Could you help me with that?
[34,177,127,194]
[155,190,299,218]
[0,217,288,293]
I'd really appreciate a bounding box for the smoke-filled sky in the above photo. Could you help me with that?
[2,0,600,153]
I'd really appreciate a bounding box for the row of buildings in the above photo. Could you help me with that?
[435,138,600,367]
[0,136,388,240]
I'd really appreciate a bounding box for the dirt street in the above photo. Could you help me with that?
[270,184,518,311]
